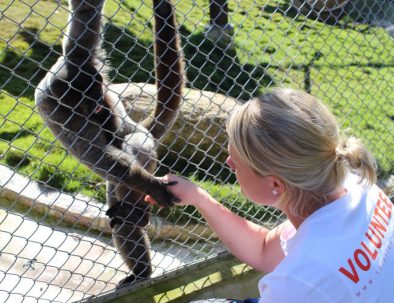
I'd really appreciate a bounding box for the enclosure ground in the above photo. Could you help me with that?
[0,207,193,302]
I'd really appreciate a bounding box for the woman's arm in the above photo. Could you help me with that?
[145,174,288,273]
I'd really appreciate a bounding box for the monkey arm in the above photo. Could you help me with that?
[64,0,105,61]
[77,143,177,207]
[142,0,184,140]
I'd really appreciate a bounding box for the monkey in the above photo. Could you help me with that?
[34,0,184,286]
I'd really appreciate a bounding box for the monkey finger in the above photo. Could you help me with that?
[163,181,178,186]
[109,217,122,229]
[105,203,122,218]
[105,207,115,218]
[172,196,181,203]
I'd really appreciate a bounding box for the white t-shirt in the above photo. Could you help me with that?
[258,174,394,303]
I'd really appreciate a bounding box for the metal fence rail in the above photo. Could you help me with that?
[0,0,393,302]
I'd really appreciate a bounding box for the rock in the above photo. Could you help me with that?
[204,23,235,49]
[108,83,242,174]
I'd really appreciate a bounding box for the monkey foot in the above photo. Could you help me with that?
[106,203,149,229]
[116,274,148,289]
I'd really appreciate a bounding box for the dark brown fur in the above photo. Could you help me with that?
[35,0,183,286]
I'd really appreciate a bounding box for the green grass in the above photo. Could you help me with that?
[0,0,393,219]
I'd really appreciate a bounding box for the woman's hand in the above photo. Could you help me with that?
[145,174,208,207]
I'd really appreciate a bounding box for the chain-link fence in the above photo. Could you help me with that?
[0,0,393,301]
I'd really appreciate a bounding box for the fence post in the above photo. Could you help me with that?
[304,51,322,93]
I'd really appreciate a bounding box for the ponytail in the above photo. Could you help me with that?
[335,136,377,185]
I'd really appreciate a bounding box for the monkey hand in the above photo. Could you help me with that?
[145,174,207,207]
[145,179,181,208]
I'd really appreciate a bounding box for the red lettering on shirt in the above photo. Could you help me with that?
[379,191,392,208]
[354,249,371,270]
[374,206,388,225]
[365,226,382,249]
[370,216,386,238]
[377,196,392,219]
[361,241,378,260]
[338,190,392,284]
[339,258,360,283]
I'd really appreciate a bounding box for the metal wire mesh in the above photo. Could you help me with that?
[0,0,393,301]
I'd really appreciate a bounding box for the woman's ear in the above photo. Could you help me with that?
[270,176,286,196]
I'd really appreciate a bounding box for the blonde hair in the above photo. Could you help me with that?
[227,88,377,218]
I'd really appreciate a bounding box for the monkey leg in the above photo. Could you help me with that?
[112,222,152,287]
[70,0,105,11]
[106,183,153,286]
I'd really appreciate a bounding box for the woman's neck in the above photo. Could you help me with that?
[286,187,348,229]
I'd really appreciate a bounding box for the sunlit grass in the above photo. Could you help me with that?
[0,0,393,218]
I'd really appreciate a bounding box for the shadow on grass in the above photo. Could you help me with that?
[180,28,274,101]
[0,28,61,99]
[0,129,33,141]
[103,22,275,101]
[275,0,349,26]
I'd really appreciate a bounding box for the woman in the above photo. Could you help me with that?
[146,88,394,302]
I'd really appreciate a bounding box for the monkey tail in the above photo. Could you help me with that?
[63,0,105,63]
[142,0,184,140]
